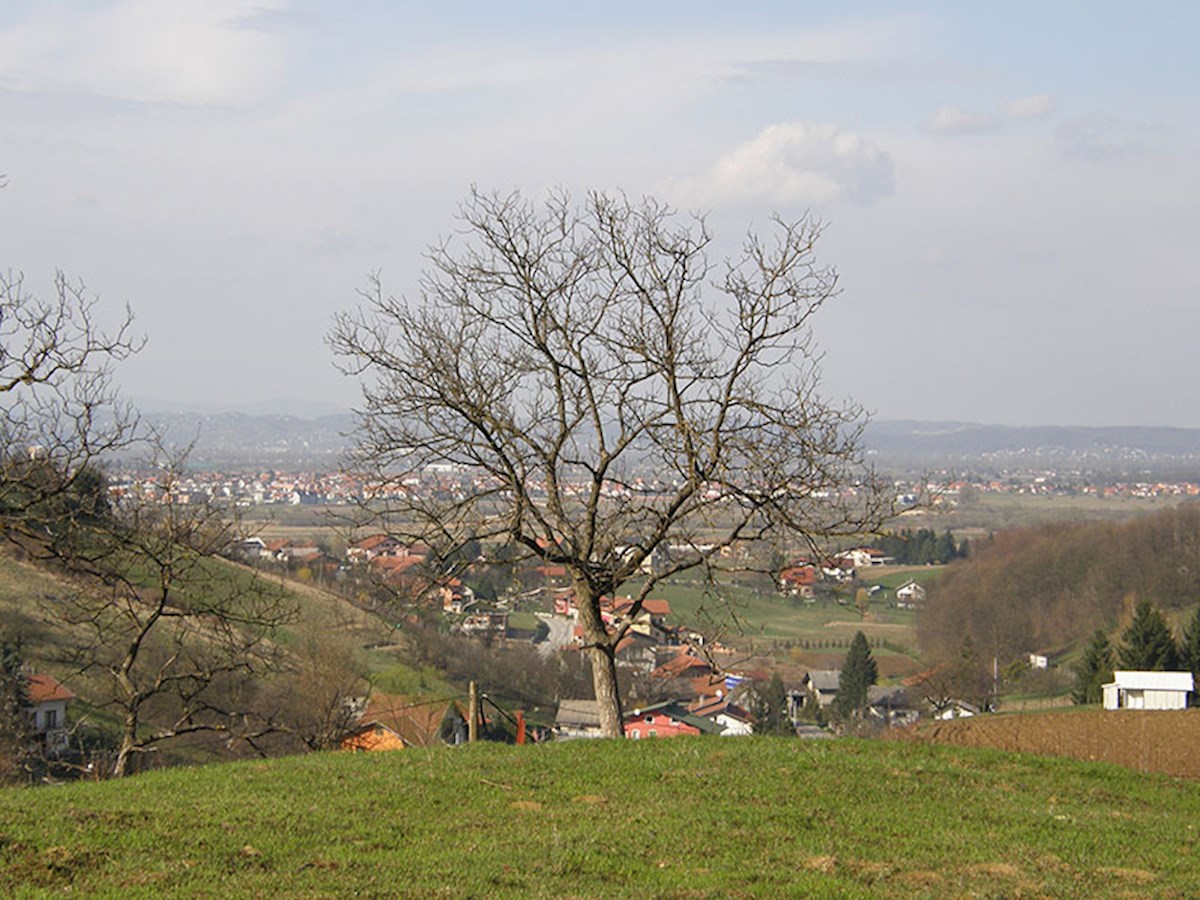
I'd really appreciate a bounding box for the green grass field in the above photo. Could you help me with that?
[2,737,1198,897]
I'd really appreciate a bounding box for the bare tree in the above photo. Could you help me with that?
[269,618,369,752]
[0,269,141,552]
[331,189,887,737]
[48,452,297,776]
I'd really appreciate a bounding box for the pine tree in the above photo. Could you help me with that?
[1118,600,1180,671]
[832,631,877,719]
[1180,607,1200,687]
[1072,629,1114,705]
[934,530,956,564]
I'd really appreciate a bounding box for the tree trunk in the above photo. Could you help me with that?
[113,712,137,778]
[574,581,624,737]
[588,643,624,738]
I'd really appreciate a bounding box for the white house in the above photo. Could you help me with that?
[27,674,74,755]
[895,581,926,608]
[1102,670,1194,710]
[845,548,892,569]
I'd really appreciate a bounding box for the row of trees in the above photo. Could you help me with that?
[871,528,967,566]
[1073,601,1200,704]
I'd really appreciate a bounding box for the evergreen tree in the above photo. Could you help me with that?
[1180,607,1200,688]
[1072,629,1114,705]
[1118,601,1180,671]
[750,672,792,735]
[832,631,877,719]
[934,530,956,564]
[0,636,35,784]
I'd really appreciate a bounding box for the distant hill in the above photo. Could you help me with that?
[919,502,1200,664]
[865,420,1200,471]
[116,408,1200,473]
[135,411,356,469]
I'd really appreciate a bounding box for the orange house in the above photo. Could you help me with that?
[340,721,408,752]
[339,694,471,752]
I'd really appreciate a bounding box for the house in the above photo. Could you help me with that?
[894,581,926,609]
[800,670,841,708]
[649,649,722,701]
[1102,670,1194,710]
[27,674,74,756]
[554,699,604,740]
[348,694,470,748]
[936,700,980,720]
[689,695,754,736]
[606,596,673,643]
[341,721,409,752]
[866,685,919,727]
[460,611,509,638]
[779,565,817,598]
[346,533,406,563]
[624,700,724,738]
[845,548,893,569]
[613,630,661,673]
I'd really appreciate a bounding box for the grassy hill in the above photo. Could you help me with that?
[2,737,1198,896]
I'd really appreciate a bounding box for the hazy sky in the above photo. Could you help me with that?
[2,2,1198,426]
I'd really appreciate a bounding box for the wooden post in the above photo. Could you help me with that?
[468,681,479,743]
[515,709,526,745]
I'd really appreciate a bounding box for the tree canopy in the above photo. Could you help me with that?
[1072,629,1114,705]
[332,188,886,736]
[1118,600,1180,671]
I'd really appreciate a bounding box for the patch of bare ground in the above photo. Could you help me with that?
[890,709,1200,779]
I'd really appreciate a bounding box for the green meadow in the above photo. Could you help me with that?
[2,737,1197,897]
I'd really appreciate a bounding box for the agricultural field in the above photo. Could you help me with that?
[2,737,1198,896]
[895,708,1200,780]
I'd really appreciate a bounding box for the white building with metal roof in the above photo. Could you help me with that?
[1102,670,1194,710]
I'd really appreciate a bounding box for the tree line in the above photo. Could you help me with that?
[1073,600,1200,704]
[870,528,967,565]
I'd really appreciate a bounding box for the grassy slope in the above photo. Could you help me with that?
[2,738,1199,897]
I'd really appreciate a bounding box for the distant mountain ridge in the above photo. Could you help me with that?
[123,408,1200,472]
[865,420,1200,473]
[140,410,356,469]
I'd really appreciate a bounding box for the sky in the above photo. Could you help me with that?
[2,1,1198,427]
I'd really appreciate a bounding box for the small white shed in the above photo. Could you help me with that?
[1101,670,1194,710]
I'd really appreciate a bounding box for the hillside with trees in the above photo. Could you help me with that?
[919,502,1200,667]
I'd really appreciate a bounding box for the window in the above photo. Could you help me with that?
[43,709,57,729]
[648,729,657,738]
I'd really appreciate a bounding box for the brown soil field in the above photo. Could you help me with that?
[891,708,1200,779]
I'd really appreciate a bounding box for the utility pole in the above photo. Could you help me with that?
[468,681,479,743]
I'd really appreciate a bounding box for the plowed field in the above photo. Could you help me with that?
[892,708,1200,778]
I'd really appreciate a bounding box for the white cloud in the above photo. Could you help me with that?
[1002,93,1056,118]
[676,122,894,208]
[0,0,290,106]
[921,105,997,134]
